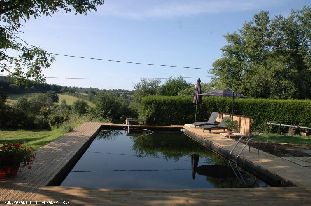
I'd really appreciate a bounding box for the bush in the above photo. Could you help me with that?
[49,101,71,126]
[139,96,198,125]
[72,100,89,116]
[32,115,51,130]
[139,96,311,131]
[94,92,137,123]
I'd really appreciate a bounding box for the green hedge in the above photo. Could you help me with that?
[139,96,311,131]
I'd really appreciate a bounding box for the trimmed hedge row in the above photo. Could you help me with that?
[139,96,311,131]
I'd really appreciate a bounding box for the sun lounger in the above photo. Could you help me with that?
[193,112,219,127]
[201,119,227,133]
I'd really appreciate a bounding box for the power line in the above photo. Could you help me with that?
[50,52,204,70]
[65,77,86,80]
[46,76,194,80]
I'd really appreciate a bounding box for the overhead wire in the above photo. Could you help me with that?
[49,52,203,70]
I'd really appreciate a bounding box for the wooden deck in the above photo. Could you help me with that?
[0,122,103,201]
[30,187,311,205]
[1,123,311,205]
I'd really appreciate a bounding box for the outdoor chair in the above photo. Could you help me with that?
[201,118,227,133]
[192,112,219,127]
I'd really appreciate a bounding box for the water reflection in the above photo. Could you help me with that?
[191,154,235,179]
[61,130,268,189]
[97,130,122,140]
[131,131,223,162]
[191,154,265,188]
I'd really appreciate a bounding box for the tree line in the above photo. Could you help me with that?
[211,6,311,99]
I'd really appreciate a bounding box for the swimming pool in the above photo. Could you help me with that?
[61,130,268,189]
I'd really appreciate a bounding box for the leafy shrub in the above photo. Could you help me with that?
[72,99,89,116]
[139,96,198,125]
[46,91,59,103]
[49,101,71,126]
[32,115,51,130]
[223,118,239,132]
[94,92,135,123]
[139,96,311,131]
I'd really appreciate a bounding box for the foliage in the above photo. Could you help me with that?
[46,91,59,103]
[139,96,311,131]
[94,92,136,123]
[132,77,193,115]
[133,78,161,102]
[0,93,59,129]
[72,99,89,116]
[211,7,311,99]
[0,113,90,149]
[0,0,105,82]
[13,93,55,129]
[49,100,71,126]
[223,118,239,132]
[58,94,94,107]
[0,143,35,168]
[139,96,198,125]
[159,76,192,96]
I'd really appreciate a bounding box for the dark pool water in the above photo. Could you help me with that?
[61,130,269,189]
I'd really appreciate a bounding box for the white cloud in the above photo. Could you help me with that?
[98,0,286,19]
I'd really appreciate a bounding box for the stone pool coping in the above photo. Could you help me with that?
[183,126,311,188]
[1,122,311,205]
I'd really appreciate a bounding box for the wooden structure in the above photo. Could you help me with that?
[216,113,252,136]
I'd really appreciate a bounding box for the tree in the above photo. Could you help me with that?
[211,7,311,99]
[73,99,89,115]
[0,0,105,83]
[159,76,191,96]
[46,91,59,103]
[133,78,161,102]
[94,92,123,122]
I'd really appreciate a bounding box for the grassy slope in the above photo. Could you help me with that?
[7,93,95,107]
[58,94,95,107]
[252,134,311,145]
[6,93,37,105]
[0,129,64,150]
[2,93,95,150]
[0,116,90,150]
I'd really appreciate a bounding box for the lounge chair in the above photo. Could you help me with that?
[193,112,219,127]
[201,118,227,133]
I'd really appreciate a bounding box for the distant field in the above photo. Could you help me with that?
[7,93,38,105]
[58,94,95,107]
[8,93,36,100]
[6,93,95,107]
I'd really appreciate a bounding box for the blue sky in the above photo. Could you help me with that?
[19,0,311,90]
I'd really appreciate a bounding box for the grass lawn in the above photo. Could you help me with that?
[0,116,90,150]
[0,128,65,150]
[252,133,311,145]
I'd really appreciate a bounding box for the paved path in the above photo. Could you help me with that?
[30,186,311,206]
[184,126,311,188]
